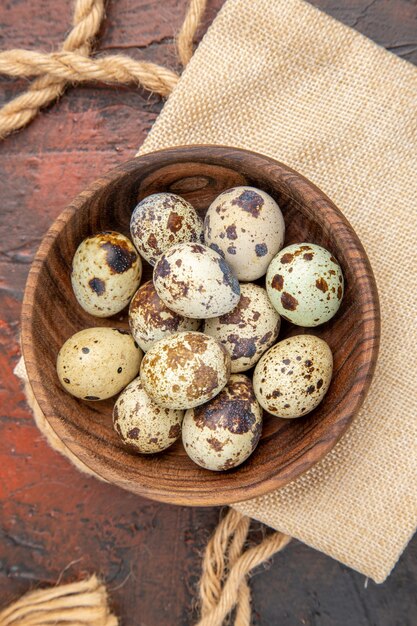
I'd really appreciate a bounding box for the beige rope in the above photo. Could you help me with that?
[177,0,208,66]
[199,509,244,617]
[0,575,118,626]
[227,515,251,626]
[0,0,207,139]
[0,51,179,96]
[197,510,291,626]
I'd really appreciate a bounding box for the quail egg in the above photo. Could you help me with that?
[71,231,142,317]
[204,186,285,281]
[253,335,333,418]
[266,243,344,326]
[153,242,240,319]
[113,377,183,453]
[203,283,281,372]
[182,374,263,471]
[140,331,231,409]
[130,192,203,266]
[129,280,200,352]
[57,327,142,400]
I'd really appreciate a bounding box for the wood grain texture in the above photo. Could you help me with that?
[21,146,380,506]
[1,1,417,624]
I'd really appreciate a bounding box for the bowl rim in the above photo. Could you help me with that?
[21,144,381,506]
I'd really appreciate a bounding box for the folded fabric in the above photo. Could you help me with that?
[138,0,417,582]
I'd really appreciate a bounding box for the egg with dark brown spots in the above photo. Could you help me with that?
[203,283,281,372]
[130,192,204,266]
[253,335,333,418]
[266,243,344,326]
[153,242,240,319]
[140,331,231,410]
[113,377,183,453]
[71,231,142,317]
[129,281,200,351]
[182,374,263,471]
[57,327,142,401]
[204,186,285,281]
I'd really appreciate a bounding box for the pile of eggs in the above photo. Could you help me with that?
[57,186,344,472]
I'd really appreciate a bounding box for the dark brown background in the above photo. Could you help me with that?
[1,1,416,624]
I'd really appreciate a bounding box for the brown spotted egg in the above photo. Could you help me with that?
[71,231,142,317]
[57,327,142,401]
[253,335,333,418]
[130,192,203,266]
[153,243,240,319]
[140,331,231,410]
[266,243,344,326]
[129,281,200,352]
[203,283,281,372]
[204,186,285,281]
[182,374,263,471]
[113,377,183,453]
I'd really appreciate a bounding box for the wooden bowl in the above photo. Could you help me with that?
[21,146,380,506]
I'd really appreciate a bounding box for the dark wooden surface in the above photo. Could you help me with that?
[0,0,416,623]
[21,147,380,506]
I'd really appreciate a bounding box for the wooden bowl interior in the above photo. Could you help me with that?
[22,147,379,506]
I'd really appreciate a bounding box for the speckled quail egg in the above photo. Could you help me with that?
[140,331,231,410]
[57,327,142,401]
[71,231,142,318]
[266,243,344,326]
[130,192,204,266]
[203,283,281,373]
[129,281,200,352]
[153,243,240,319]
[182,374,263,471]
[204,186,285,281]
[253,335,333,418]
[113,377,183,453]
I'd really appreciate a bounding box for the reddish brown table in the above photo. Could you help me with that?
[1,1,416,624]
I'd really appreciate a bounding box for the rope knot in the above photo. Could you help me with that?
[0,0,206,139]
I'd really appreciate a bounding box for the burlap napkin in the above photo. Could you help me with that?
[137,0,417,583]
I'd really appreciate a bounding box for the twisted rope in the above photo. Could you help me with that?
[199,509,244,617]
[227,515,251,626]
[177,0,208,66]
[0,0,207,139]
[0,575,117,626]
[197,509,291,626]
[0,51,179,96]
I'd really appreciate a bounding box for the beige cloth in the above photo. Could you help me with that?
[137,0,417,583]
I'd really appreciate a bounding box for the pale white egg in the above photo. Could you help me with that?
[140,331,231,410]
[71,231,142,318]
[253,335,333,418]
[130,192,203,266]
[113,377,183,453]
[182,374,263,471]
[204,186,285,281]
[203,283,280,372]
[266,243,344,326]
[153,243,240,319]
[57,327,142,401]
